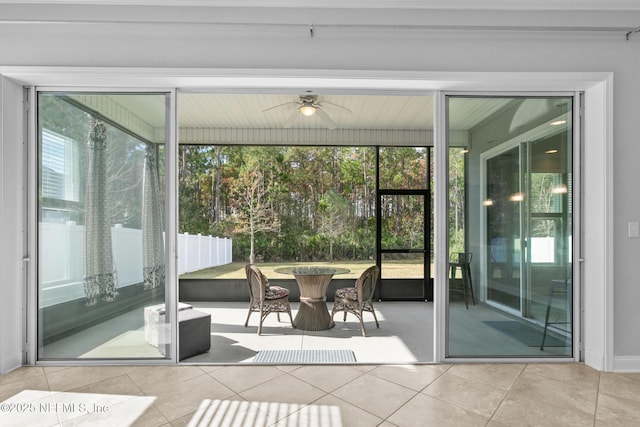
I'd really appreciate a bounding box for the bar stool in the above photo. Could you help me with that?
[450,252,475,309]
[540,277,572,350]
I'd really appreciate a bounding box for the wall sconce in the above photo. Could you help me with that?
[552,185,568,194]
[510,193,524,202]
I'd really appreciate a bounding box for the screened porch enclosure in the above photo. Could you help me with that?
[177,93,437,304]
[35,91,575,363]
[177,144,434,302]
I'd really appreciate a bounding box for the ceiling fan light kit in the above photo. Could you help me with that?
[299,104,317,116]
[263,94,351,129]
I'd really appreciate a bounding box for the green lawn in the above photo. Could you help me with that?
[179,260,431,280]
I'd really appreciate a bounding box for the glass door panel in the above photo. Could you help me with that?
[38,92,172,359]
[446,96,573,357]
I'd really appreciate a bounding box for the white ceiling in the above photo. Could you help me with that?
[72,92,568,147]
[178,93,518,132]
[179,93,435,130]
[175,93,522,146]
[3,1,639,11]
[2,1,637,39]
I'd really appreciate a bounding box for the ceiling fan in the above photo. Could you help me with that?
[262,95,351,129]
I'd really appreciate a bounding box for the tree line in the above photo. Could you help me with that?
[179,145,466,263]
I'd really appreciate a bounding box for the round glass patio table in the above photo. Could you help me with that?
[275,266,350,331]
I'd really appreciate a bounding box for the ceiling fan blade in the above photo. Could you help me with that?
[320,101,352,115]
[282,109,300,128]
[316,108,337,130]
[262,101,297,113]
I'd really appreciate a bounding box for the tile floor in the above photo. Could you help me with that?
[185,301,434,364]
[41,301,570,363]
[1,362,640,426]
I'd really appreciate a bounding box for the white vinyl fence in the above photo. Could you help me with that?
[39,221,232,307]
[177,232,233,275]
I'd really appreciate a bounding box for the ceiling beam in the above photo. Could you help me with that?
[179,127,470,146]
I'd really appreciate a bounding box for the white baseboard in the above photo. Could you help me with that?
[613,356,640,372]
[0,353,22,375]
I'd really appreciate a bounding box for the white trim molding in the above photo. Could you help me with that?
[0,67,615,369]
[582,75,615,372]
[614,356,640,372]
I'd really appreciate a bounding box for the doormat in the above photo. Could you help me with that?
[253,349,357,364]
[484,320,570,348]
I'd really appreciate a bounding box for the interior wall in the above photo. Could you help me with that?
[0,75,25,374]
[0,4,638,370]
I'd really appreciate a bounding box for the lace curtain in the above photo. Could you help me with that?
[142,145,165,290]
[84,117,118,306]
[83,117,164,304]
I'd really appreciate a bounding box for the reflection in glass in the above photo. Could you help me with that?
[447,96,573,357]
[38,93,169,359]
[486,146,522,311]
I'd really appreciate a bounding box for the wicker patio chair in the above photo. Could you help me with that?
[331,265,380,336]
[244,264,295,335]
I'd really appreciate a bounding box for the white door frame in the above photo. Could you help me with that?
[0,67,612,370]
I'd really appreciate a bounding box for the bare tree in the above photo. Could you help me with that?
[231,168,280,264]
[318,190,350,261]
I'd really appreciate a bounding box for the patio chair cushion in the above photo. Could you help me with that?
[259,271,271,290]
[335,287,358,300]
[265,285,289,300]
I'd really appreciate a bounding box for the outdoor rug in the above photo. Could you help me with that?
[484,320,570,347]
[253,349,357,364]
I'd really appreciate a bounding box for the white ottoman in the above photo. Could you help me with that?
[144,302,193,347]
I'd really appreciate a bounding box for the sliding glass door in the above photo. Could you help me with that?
[37,92,173,359]
[446,96,574,357]
[34,90,576,362]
